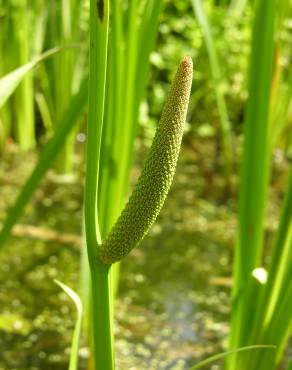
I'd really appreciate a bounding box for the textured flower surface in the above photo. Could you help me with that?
[99,56,193,264]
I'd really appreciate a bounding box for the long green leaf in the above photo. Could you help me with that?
[0,78,88,246]
[98,0,164,237]
[54,280,83,370]
[263,169,292,327]
[0,47,66,108]
[189,345,275,370]
[191,0,233,180]
[228,0,276,367]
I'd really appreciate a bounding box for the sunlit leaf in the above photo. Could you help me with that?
[189,345,276,370]
[54,280,83,370]
[0,46,70,108]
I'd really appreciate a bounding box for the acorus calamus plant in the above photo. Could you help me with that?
[85,53,193,369]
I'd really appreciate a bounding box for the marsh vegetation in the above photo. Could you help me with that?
[0,0,291,369]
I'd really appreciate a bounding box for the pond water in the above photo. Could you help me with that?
[0,139,284,370]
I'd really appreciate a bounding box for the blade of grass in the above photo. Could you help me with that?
[97,0,124,229]
[35,92,54,135]
[269,0,292,149]
[99,0,164,238]
[126,0,164,186]
[31,0,48,55]
[245,168,292,369]
[0,2,12,148]
[268,280,292,364]
[189,345,276,370]
[54,0,76,173]
[252,279,292,370]
[132,0,164,142]
[114,0,139,208]
[12,0,35,150]
[0,46,70,108]
[228,0,276,367]
[262,169,292,327]
[54,280,83,370]
[191,0,233,185]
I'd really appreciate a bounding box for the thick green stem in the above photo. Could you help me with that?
[84,0,113,369]
[90,261,114,370]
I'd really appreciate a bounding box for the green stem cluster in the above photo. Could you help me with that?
[227,0,292,369]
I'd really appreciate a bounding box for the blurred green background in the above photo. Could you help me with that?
[0,0,291,369]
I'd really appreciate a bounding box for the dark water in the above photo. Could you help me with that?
[0,139,270,369]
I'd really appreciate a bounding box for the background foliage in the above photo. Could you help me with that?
[0,0,292,369]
